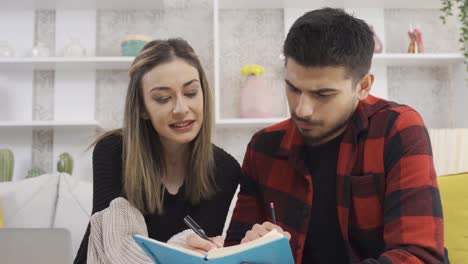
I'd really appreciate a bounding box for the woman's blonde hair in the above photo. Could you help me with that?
[98,39,215,214]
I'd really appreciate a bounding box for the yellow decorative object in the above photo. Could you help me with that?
[438,172,468,263]
[240,64,265,76]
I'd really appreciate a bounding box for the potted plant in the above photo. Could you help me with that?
[440,0,467,62]
[0,148,14,182]
[57,152,74,175]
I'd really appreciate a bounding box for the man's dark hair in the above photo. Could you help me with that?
[283,7,374,82]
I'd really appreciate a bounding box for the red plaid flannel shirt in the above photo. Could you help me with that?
[226,95,445,263]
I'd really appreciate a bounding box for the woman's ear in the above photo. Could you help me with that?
[355,73,374,100]
[141,110,149,120]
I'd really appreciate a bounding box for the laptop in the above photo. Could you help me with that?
[0,228,72,264]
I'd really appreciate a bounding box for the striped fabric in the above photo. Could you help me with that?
[226,95,445,264]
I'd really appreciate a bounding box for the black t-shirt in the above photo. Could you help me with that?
[73,134,241,264]
[143,183,228,242]
[143,187,189,242]
[301,134,349,264]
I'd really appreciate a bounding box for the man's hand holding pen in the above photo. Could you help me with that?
[241,222,291,244]
[241,203,291,244]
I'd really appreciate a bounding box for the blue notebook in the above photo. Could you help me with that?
[132,229,295,264]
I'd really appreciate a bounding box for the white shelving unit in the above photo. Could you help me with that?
[212,52,465,127]
[213,0,467,128]
[0,4,109,179]
[218,0,443,9]
[0,0,168,179]
[216,118,288,128]
[0,57,134,70]
[0,120,101,128]
[0,54,462,71]
[3,0,445,10]
[0,0,466,178]
[372,53,465,66]
[2,0,164,10]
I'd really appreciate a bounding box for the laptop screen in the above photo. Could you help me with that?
[0,228,72,264]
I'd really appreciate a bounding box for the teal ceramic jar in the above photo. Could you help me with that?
[121,35,152,56]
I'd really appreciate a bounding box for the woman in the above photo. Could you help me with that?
[74,38,241,263]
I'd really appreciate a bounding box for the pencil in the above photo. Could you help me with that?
[270,202,277,225]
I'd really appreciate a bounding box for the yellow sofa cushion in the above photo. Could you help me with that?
[438,172,468,263]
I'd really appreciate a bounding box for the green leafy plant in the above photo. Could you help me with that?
[0,149,14,182]
[26,167,46,178]
[440,0,468,61]
[57,152,74,175]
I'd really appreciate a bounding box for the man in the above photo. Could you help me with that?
[225,7,447,264]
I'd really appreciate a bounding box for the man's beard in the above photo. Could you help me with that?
[298,116,350,145]
[292,104,356,146]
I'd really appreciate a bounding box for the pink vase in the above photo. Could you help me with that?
[239,75,272,118]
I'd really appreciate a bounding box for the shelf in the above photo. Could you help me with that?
[2,0,164,10]
[216,118,288,128]
[0,120,101,128]
[3,0,443,10]
[0,57,134,71]
[372,53,465,66]
[0,54,461,71]
[218,0,442,9]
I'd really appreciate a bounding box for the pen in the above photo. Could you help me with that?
[183,215,211,241]
[270,202,277,225]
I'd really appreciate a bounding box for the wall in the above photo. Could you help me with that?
[28,4,465,180]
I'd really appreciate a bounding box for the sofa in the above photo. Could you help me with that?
[0,128,467,261]
[0,173,92,256]
[438,172,468,264]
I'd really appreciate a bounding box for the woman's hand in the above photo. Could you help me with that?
[186,234,224,254]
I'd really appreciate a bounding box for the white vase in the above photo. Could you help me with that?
[31,42,51,57]
[0,41,15,57]
[62,38,86,57]
[239,75,272,118]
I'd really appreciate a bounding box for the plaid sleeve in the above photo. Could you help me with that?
[362,109,445,264]
[225,140,267,245]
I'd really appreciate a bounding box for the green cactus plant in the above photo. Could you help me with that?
[26,167,46,178]
[57,152,74,175]
[0,148,14,182]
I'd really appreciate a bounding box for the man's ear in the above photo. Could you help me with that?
[355,73,374,100]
